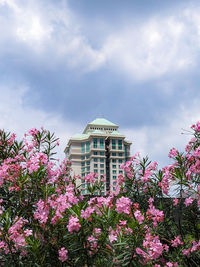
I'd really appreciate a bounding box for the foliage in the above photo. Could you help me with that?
[0,123,199,266]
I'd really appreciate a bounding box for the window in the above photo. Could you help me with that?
[113,182,116,186]
[119,170,123,174]
[81,167,85,172]
[100,138,104,149]
[81,156,85,160]
[118,140,122,150]
[112,159,116,163]
[100,152,104,156]
[81,162,85,166]
[86,155,90,159]
[119,165,121,168]
[119,159,123,163]
[81,179,85,183]
[113,176,117,180]
[87,167,90,171]
[112,139,116,149]
[112,165,116,168]
[113,187,116,191]
[93,138,97,148]
[81,143,85,153]
[86,141,90,152]
[113,170,117,174]
[94,164,98,168]
[100,158,104,162]
[81,184,85,188]
[81,189,85,194]
[100,170,104,174]
[94,169,98,173]
[100,164,104,168]
[101,186,104,190]
[86,161,90,165]
[94,151,98,155]
[118,153,123,156]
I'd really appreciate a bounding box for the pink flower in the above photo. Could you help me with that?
[146,203,164,227]
[182,248,191,255]
[119,220,127,226]
[171,236,183,247]
[168,148,178,158]
[84,173,98,184]
[136,233,164,261]
[184,197,193,207]
[81,207,94,219]
[28,128,39,137]
[191,240,200,252]
[173,198,179,206]
[134,210,144,224]
[58,247,68,262]
[94,228,101,234]
[116,197,131,215]
[117,174,125,185]
[109,229,118,243]
[165,262,178,267]
[67,215,81,233]
[24,229,32,237]
[34,199,49,224]
[191,121,200,132]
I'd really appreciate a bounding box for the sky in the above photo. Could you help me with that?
[0,0,200,167]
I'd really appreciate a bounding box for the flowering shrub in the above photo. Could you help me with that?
[0,123,199,266]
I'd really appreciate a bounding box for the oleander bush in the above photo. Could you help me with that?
[0,123,199,266]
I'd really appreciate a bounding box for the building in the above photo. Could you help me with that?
[64,118,132,195]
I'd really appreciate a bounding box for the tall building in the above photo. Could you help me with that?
[64,118,132,195]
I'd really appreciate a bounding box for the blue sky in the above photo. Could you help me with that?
[0,0,200,166]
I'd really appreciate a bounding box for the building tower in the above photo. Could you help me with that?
[64,118,132,195]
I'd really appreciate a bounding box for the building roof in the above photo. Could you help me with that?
[71,133,89,140]
[110,130,124,136]
[88,118,118,127]
[91,129,105,134]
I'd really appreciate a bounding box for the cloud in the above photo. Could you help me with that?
[0,83,81,160]
[122,102,200,167]
[101,12,199,80]
[1,0,200,81]
[0,0,105,71]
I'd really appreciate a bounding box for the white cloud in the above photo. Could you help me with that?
[0,84,81,160]
[0,0,105,69]
[1,0,200,80]
[101,14,196,80]
[122,103,200,167]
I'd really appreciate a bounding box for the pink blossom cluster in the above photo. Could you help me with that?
[8,217,32,250]
[34,199,49,224]
[84,173,98,184]
[115,196,131,215]
[67,215,81,233]
[191,121,200,132]
[168,148,178,158]
[136,232,166,262]
[27,152,48,174]
[134,209,144,224]
[58,247,68,262]
[171,236,183,247]
[146,198,164,227]
[182,240,200,255]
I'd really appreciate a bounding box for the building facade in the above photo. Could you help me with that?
[64,118,132,195]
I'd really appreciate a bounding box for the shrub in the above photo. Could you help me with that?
[0,123,199,266]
